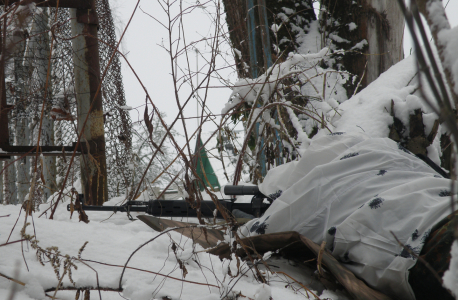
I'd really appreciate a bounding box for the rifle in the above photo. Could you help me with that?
[67,185,271,219]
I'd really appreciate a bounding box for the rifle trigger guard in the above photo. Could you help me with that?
[126,205,134,221]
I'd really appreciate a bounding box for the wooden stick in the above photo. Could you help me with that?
[0,272,25,286]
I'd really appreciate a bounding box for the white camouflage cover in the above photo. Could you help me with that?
[239,132,453,300]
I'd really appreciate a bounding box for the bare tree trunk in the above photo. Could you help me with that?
[35,9,56,202]
[365,0,404,84]
[6,156,16,204]
[320,0,404,95]
[15,21,30,204]
[3,161,10,204]
[221,0,250,78]
[222,0,315,182]
[0,18,8,204]
[4,29,24,205]
[7,157,16,204]
[3,149,16,204]
[222,0,315,78]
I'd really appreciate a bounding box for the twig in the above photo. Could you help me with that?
[74,258,102,300]
[82,258,219,288]
[317,241,326,277]
[6,208,22,243]
[119,225,213,290]
[389,231,443,284]
[0,272,25,286]
[275,271,320,299]
[45,286,121,293]
[352,61,367,97]
[0,239,26,247]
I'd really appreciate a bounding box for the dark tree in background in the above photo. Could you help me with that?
[222,0,404,92]
[222,0,316,79]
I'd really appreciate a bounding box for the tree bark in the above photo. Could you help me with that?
[321,0,404,96]
[14,25,28,204]
[35,9,56,203]
[222,0,315,78]
[221,0,251,78]
[365,0,404,84]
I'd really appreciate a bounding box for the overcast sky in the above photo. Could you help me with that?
[109,0,458,154]
[109,0,237,155]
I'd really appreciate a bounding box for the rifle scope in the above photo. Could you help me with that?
[224,185,262,196]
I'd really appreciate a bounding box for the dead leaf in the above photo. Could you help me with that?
[69,202,74,219]
[178,260,188,278]
[40,170,46,186]
[50,107,74,121]
[317,241,326,276]
[144,101,164,155]
[75,198,89,224]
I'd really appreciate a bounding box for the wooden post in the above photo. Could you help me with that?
[70,2,108,205]
[0,0,102,204]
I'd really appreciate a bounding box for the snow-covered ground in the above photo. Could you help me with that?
[0,52,447,300]
[0,193,350,300]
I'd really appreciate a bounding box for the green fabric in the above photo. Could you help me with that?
[194,137,220,191]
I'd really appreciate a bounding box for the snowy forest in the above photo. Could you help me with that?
[1,0,458,299]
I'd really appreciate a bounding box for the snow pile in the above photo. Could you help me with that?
[347,22,357,31]
[297,50,450,166]
[222,45,348,144]
[443,241,458,298]
[437,20,458,95]
[222,47,343,114]
[315,55,418,137]
[223,45,446,166]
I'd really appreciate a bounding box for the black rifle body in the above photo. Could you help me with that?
[68,185,270,218]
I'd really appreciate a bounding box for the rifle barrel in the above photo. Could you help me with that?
[147,200,253,218]
[71,200,263,218]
